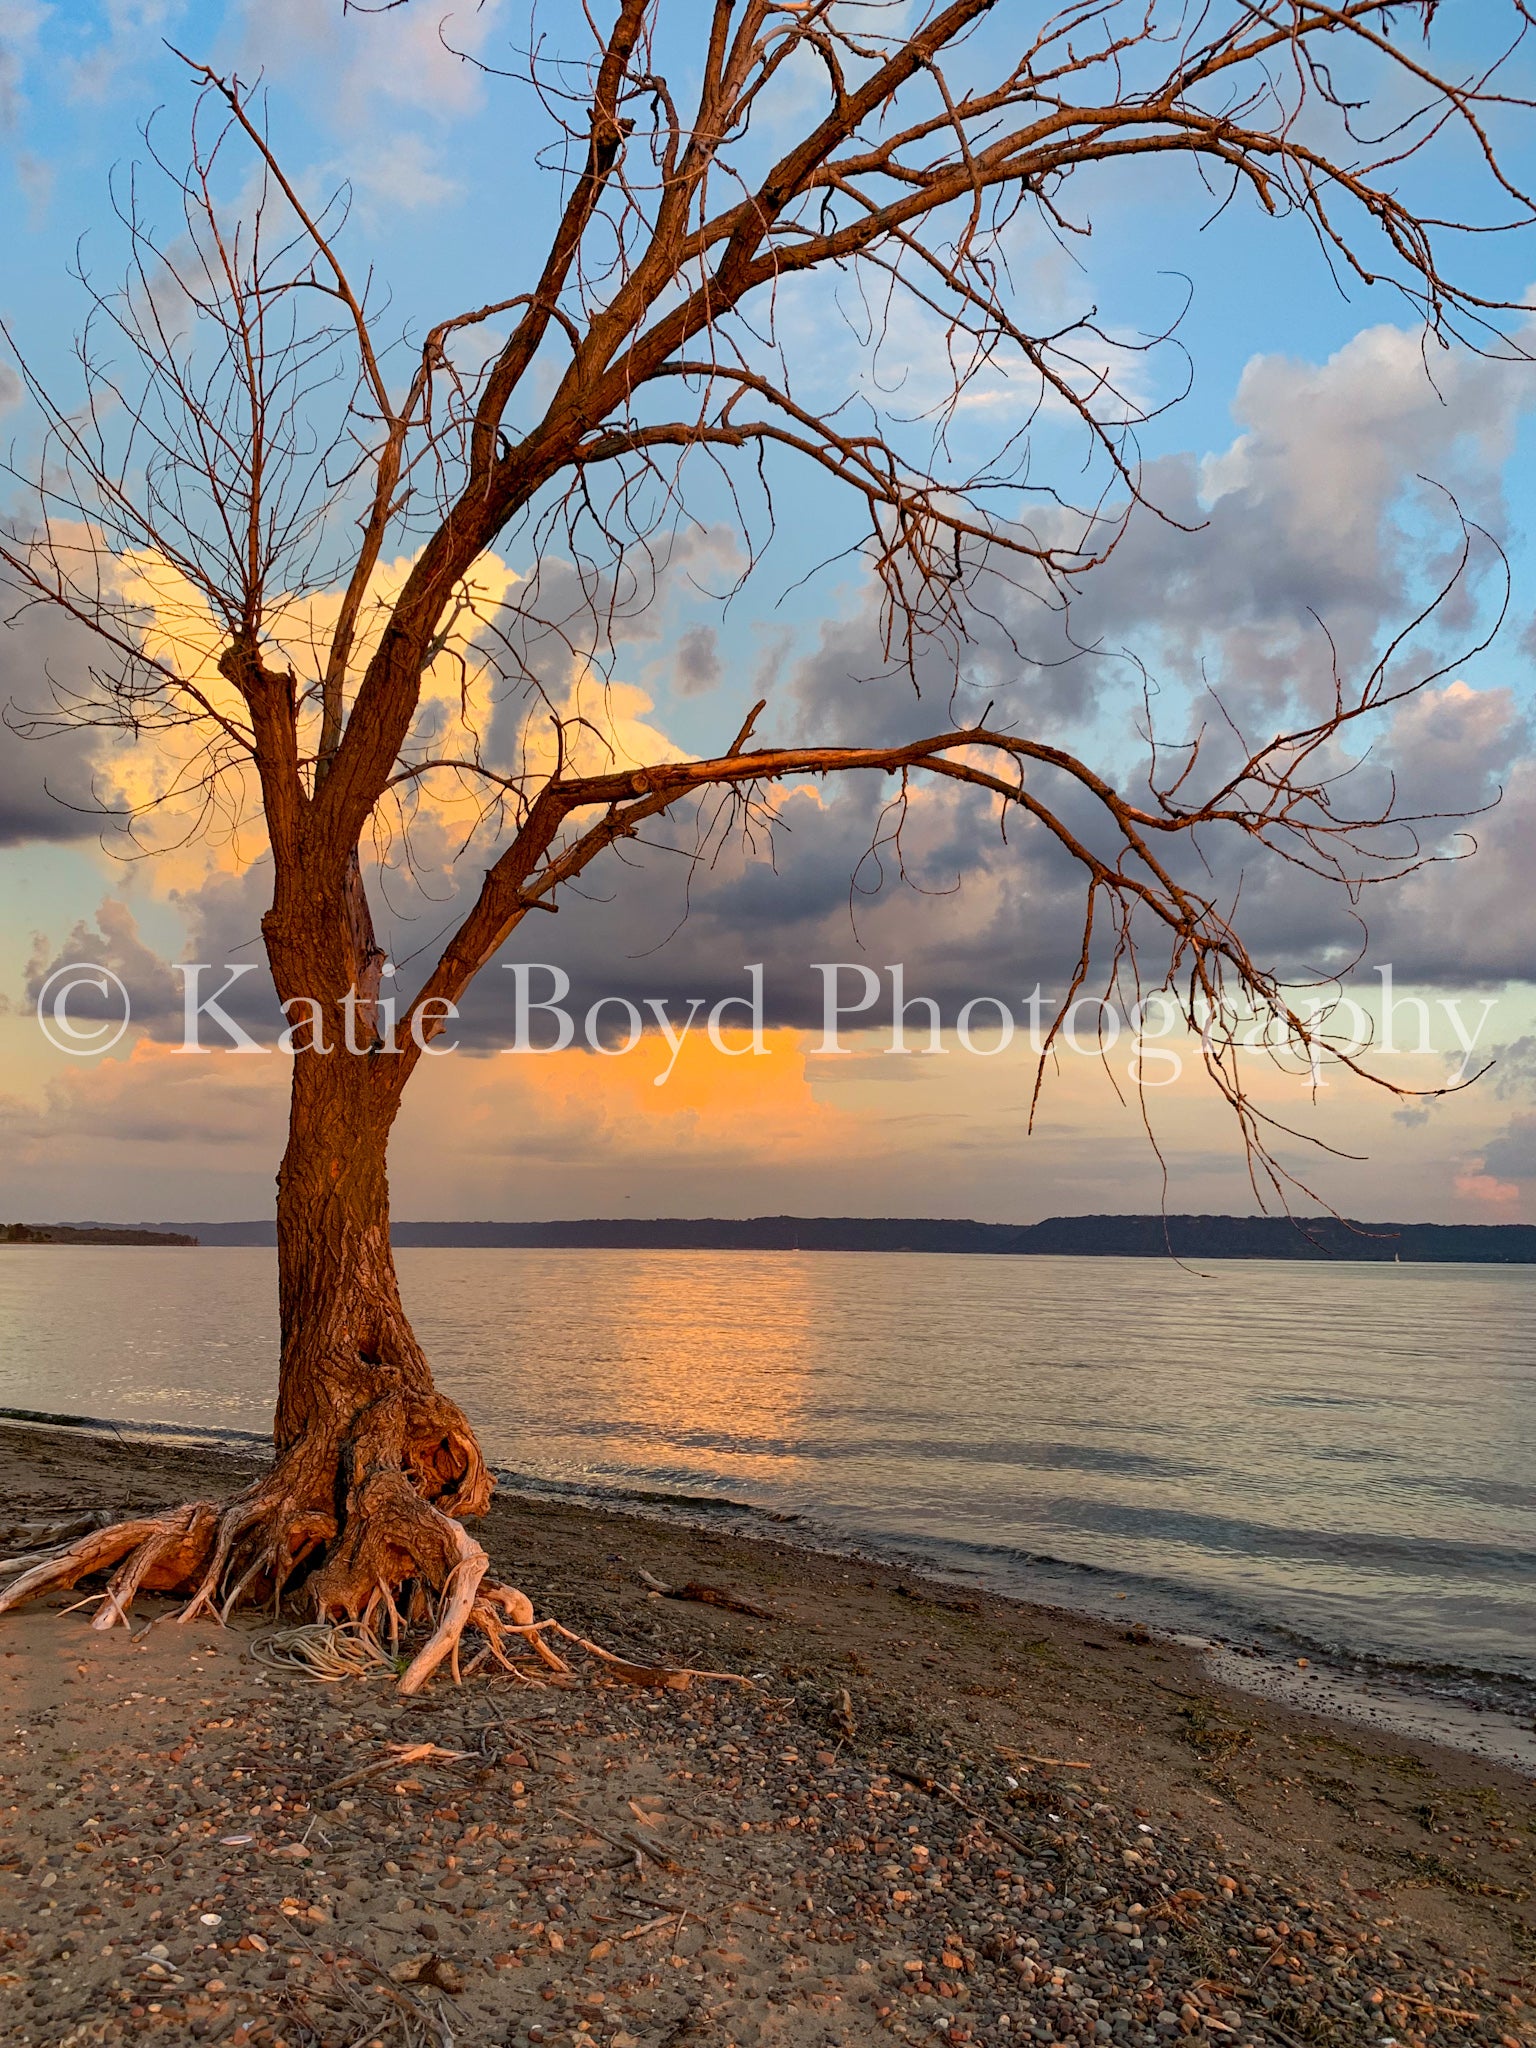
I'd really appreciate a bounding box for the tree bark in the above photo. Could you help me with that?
[264,1045,493,1629]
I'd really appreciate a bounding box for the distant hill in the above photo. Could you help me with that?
[2,1223,197,1247]
[148,1214,1536,1262]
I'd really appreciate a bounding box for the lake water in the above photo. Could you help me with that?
[1,1247,1532,1696]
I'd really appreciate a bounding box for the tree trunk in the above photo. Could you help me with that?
[273,1049,487,1488]
[259,1044,493,1633]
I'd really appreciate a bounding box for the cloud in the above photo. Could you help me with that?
[229,0,507,220]
[0,603,131,844]
[426,769,1105,1049]
[0,0,46,132]
[208,0,520,231]
[1196,323,1522,635]
[10,301,1536,1138]
[1362,754,1536,984]
[233,0,505,121]
[63,0,182,104]
[7,922,1526,1224]
[343,130,461,212]
[21,874,300,1048]
[788,318,1532,749]
[1489,1036,1536,1099]
[774,314,1536,994]
[24,897,182,1030]
[1480,1111,1536,1184]
[0,1036,291,1219]
[1,1038,284,1150]
[0,1013,861,1220]
[673,625,723,698]
[1451,1169,1523,1207]
[1378,679,1528,825]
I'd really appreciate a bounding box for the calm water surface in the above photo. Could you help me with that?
[0,1247,1531,1683]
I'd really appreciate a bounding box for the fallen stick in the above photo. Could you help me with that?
[617,1911,703,1942]
[623,1826,680,1870]
[555,1805,633,1858]
[637,1568,776,1619]
[548,1620,753,1690]
[0,1546,70,1578]
[0,1511,116,1552]
[555,1804,680,1871]
[891,1766,1035,1859]
[319,1740,470,1794]
[1386,1992,1483,2022]
[288,1923,462,2044]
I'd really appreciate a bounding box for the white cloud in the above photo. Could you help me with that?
[63,0,182,105]
[234,0,505,125]
[343,128,460,213]
[0,0,48,130]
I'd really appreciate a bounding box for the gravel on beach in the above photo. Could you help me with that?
[1,1425,1533,2048]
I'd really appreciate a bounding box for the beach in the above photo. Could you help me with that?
[1,1421,1533,2048]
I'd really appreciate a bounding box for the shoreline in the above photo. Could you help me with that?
[2,1419,1534,2047]
[7,1403,1536,1776]
[5,1404,1533,1776]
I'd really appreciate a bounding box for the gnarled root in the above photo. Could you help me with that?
[0,1408,751,1697]
[0,1513,197,1620]
[306,1465,490,1696]
[0,1488,322,1632]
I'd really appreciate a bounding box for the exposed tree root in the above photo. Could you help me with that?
[0,1508,219,1628]
[0,1418,752,1697]
[249,1621,400,1681]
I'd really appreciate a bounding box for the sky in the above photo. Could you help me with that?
[2,0,1536,1227]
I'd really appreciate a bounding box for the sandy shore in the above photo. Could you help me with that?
[1,1421,1533,2048]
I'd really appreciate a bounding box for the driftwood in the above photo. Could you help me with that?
[638,1568,776,1619]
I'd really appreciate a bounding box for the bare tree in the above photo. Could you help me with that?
[1,0,1530,1688]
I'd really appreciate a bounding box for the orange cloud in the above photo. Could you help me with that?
[1453,1169,1522,1207]
[0,1023,863,1218]
[402,1026,856,1180]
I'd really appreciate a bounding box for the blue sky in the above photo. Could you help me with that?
[3,0,1536,1225]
